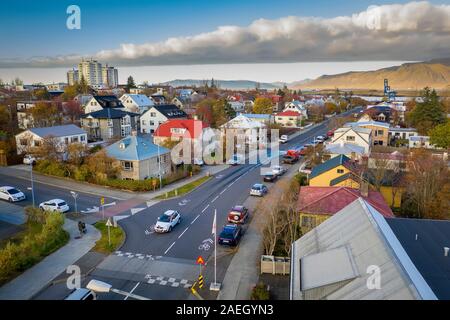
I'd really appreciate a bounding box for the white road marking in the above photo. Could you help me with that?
[228,181,235,188]
[211,195,219,203]
[124,282,140,300]
[201,204,210,213]
[178,227,189,239]
[191,214,200,224]
[164,242,176,255]
[220,189,227,195]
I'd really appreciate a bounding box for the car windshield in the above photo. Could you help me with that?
[158,214,171,222]
[58,201,67,206]
[8,189,20,195]
[252,185,261,190]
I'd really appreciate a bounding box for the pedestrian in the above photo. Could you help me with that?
[78,221,84,237]
[81,222,87,234]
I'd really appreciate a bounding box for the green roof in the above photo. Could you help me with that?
[309,155,351,179]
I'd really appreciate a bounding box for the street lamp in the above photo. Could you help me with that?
[86,279,150,300]
[70,191,78,214]
[157,143,162,190]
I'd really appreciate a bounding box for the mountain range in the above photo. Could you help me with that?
[159,58,450,91]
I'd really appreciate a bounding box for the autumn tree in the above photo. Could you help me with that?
[407,87,446,134]
[86,149,120,181]
[253,97,273,114]
[401,149,449,219]
[34,88,51,100]
[195,99,215,126]
[66,142,88,166]
[324,102,338,115]
[63,100,83,123]
[30,102,61,127]
[62,85,78,101]
[429,120,450,149]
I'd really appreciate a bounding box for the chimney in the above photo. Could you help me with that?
[445,247,449,257]
[360,180,369,198]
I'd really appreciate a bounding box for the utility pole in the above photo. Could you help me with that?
[30,164,35,207]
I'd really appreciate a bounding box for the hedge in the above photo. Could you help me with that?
[0,207,69,285]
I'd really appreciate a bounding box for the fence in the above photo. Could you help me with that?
[260,255,290,275]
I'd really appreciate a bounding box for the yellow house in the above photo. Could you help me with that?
[309,155,403,208]
[298,186,395,234]
[309,155,356,187]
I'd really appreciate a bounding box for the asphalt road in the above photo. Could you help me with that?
[0,168,115,213]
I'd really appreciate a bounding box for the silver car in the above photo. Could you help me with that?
[250,184,268,197]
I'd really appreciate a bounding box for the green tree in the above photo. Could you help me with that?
[78,76,89,94]
[429,120,450,149]
[34,88,51,100]
[408,87,446,134]
[62,85,78,101]
[126,76,136,92]
[253,97,273,114]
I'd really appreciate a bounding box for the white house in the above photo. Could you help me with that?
[408,136,437,149]
[119,94,154,114]
[84,95,125,114]
[324,141,366,160]
[283,100,308,119]
[140,104,187,134]
[389,127,418,141]
[228,101,245,113]
[331,126,372,154]
[221,114,266,144]
[15,124,87,155]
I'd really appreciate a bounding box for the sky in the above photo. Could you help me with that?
[0,0,449,83]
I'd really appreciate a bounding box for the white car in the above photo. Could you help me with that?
[154,210,181,233]
[250,184,268,197]
[279,135,289,144]
[39,199,70,213]
[23,154,36,165]
[272,165,287,176]
[0,186,26,202]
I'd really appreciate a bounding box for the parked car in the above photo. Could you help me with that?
[227,205,249,224]
[282,155,298,164]
[272,165,287,176]
[23,154,36,165]
[263,172,278,182]
[218,224,242,246]
[250,184,268,197]
[0,186,26,202]
[327,130,334,137]
[39,199,70,213]
[193,158,204,166]
[316,135,326,143]
[154,210,181,233]
[279,135,289,144]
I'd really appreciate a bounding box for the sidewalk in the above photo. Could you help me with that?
[0,218,100,300]
[217,161,302,300]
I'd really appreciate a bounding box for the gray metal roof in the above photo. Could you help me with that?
[387,218,450,300]
[29,124,86,138]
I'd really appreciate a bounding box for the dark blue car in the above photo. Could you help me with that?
[218,224,242,246]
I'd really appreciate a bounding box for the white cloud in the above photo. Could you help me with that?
[1,1,449,68]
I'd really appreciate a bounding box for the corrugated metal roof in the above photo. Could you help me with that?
[309,155,351,179]
[105,135,170,161]
[29,124,86,138]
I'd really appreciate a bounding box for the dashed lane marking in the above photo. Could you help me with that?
[178,227,189,239]
[211,195,219,203]
[201,204,209,213]
[124,282,140,300]
[164,241,176,255]
[191,214,200,224]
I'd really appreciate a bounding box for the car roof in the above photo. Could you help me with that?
[65,288,92,300]
[163,210,176,215]
[252,183,263,187]
[231,205,244,211]
[48,199,65,203]
[0,186,15,190]
[223,224,238,230]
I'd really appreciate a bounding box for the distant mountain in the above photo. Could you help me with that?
[160,79,283,90]
[291,60,450,91]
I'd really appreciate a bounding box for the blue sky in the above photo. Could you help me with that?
[0,0,444,59]
[1,1,449,83]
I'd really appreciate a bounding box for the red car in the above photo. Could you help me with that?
[227,206,249,224]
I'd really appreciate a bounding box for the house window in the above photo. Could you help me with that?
[20,139,28,146]
[108,128,113,138]
[150,112,156,117]
[34,140,41,147]
[80,135,86,142]
[121,161,133,171]
[301,216,316,228]
[71,136,79,143]
[107,119,113,127]
[65,138,69,144]
[346,136,355,142]
[377,130,384,135]
[142,120,146,125]
[150,121,155,126]
[337,169,344,174]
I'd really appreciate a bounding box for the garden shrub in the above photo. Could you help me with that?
[251,282,270,300]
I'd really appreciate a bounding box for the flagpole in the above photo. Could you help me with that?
[214,209,217,286]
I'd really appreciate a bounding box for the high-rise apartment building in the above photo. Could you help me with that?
[102,64,119,88]
[67,68,79,86]
[66,59,119,88]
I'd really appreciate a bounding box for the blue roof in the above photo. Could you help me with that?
[105,135,170,161]
[239,113,271,119]
[309,155,351,179]
[29,124,86,138]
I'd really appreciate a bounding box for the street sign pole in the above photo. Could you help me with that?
[106,218,113,246]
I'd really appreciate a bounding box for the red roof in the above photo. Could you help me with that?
[298,186,394,218]
[154,119,209,139]
[276,110,301,117]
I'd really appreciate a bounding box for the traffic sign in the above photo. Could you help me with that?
[105,218,113,227]
[101,197,105,205]
[198,275,204,289]
[196,256,205,265]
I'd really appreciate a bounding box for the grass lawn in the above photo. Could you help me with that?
[154,175,212,200]
[92,221,125,254]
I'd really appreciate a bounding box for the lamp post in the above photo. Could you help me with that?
[87,279,150,300]
[157,143,162,190]
[70,191,78,214]
[30,163,35,207]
